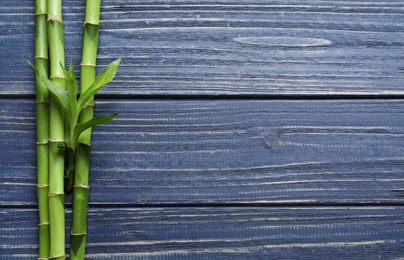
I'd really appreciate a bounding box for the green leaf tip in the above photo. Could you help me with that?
[72,112,119,146]
[62,59,79,122]
[25,59,35,69]
[77,58,121,114]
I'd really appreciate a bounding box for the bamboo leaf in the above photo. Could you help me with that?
[72,113,118,145]
[68,62,78,97]
[42,75,70,117]
[62,60,78,116]
[77,58,121,114]
[26,59,70,116]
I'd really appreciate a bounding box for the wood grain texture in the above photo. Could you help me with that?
[1,1,404,258]
[2,99,404,205]
[1,207,404,259]
[1,1,404,96]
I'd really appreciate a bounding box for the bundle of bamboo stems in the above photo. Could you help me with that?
[33,0,120,259]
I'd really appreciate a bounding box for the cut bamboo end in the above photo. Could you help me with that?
[70,232,87,236]
[80,63,97,67]
[73,185,90,189]
[48,192,65,197]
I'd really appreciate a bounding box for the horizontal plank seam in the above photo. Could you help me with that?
[3,93,404,101]
[2,202,404,209]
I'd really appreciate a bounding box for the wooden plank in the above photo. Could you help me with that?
[1,1,404,96]
[1,99,404,205]
[1,207,404,259]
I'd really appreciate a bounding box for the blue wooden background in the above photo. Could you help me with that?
[1,1,404,259]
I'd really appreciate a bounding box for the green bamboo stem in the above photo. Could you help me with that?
[70,144,91,259]
[35,0,50,258]
[47,0,66,259]
[70,1,101,258]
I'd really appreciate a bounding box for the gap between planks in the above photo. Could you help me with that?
[2,93,404,101]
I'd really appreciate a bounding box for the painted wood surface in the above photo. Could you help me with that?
[1,0,404,96]
[1,0,404,259]
[2,99,404,206]
[2,207,404,259]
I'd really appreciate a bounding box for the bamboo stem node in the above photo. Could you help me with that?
[71,232,87,236]
[49,139,65,143]
[80,63,97,67]
[83,21,100,26]
[47,15,63,24]
[37,184,49,188]
[36,141,49,145]
[73,185,90,189]
[34,56,49,61]
[49,75,66,80]
[34,12,47,16]
[48,192,65,197]
[48,254,66,259]
[38,221,50,226]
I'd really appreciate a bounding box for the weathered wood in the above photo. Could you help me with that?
[2,99,404,205]
[1,1,404,258]
[1,1,404,96]
[1,207,404,259]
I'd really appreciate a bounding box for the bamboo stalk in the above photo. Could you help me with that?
[70,0,101,258]
[35,0,50,258]
[47,0,66,259]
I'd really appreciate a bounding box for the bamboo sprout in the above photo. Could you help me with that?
[70,1,101,258]
[35,0,50,258]
[32,57,121,259]
[30,1,120,258]
[47,0,66,259]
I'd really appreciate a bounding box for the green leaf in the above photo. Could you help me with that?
[77,58,121,114]
[26,59,70,115]
[72,113,118,145]
[62,60,78,119]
